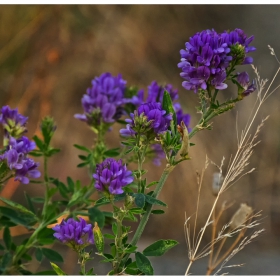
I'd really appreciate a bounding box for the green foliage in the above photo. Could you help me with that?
[3,227,11,250]
[88,207,105,229]
[50,262,67,275]
[35,248,43,262]
[41,248,63,263]
[143,239,179,256]
[135,252,154,275]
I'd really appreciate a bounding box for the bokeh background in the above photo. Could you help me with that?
[0,4,280,275]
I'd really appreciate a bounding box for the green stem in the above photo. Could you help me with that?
[42,155,50,217]
[121,167,172,266]
[11,222,45,268]
[113,214,124,274]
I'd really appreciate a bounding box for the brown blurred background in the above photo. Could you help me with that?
[0,5,280,275]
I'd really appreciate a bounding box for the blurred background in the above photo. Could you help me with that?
[0,4,280,275]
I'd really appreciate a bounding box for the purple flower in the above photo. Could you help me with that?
[178,28,255,93]
[120,102,172,138]
[74,72,127,128]
[52,218,94,249]
[93,158,133,195]
[0,136,40,184]
[147,81,179,104]
[176,108,191,132]
[0,106,28,143]
[237,72,256,96]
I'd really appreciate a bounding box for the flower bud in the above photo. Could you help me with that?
[93,222,104,254]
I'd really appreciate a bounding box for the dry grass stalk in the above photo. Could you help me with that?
[184,47,280,275]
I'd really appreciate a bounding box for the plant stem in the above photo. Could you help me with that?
[42,155,50,217]
[121,167,172,266]
[113,214,125,274]
[11,222,45,269]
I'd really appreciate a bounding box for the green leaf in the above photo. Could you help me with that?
[134,193,145,208]
[28,150,43,157]
[162,90,177,132]
[103,233,115,239]
[41,248,63,262]
[0,206,37,228]
[50,262,67,275]
[47,187,58,197]
[22,252,32,261]
[143,239,179,256]
[0,243,5,250]
[94,197,110,207]
[124,147,134,155]
[124,245,137,253]
[77,162,89,168]
[125,211,137,222]
[33,135,45,152]
[135,252,154,275]
[31,197,45,203]
[88,207,105,228]
[52,179,69,199]
[146,181,158,188]
[151,209,165,215]
[103,148,120,157]
[144,195,167,207]
[3,227,11,249]
[0,197,38,219]
[47,148,60,157]
[78,154,88,160]
[1,252,12,268]
[67,177,75,192]
[37,238,54,245]
[35,248,43,262]
[73,144,91,152]
[112,223,117,235]
[24,192,35,214]
[129,208,145,214]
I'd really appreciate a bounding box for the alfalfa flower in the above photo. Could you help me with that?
[236,71,256,97]
[178,28,256,93]
[74,72,127,129]
[0,105,28,145]
[0,136,40,184]
[52,217,94,251]
[93,158,133,195]
[120,102,172,140]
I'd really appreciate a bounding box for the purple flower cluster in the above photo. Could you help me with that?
[120,102,172,138]
[0,136,40,184]
[0,106,41,184]
[146,81,191,132]
[178,28,256,93]
[93,158,133,195]
[146,81,179,104]
[0,105,28,144]
[237,72,256,96]
[74,73,127,127]
[52,217,94,248]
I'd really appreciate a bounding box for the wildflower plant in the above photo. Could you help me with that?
[0,28,277,276]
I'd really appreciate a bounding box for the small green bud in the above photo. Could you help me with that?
[40,116,56,147]
[230,44,246,65]
[93,222,104,254]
